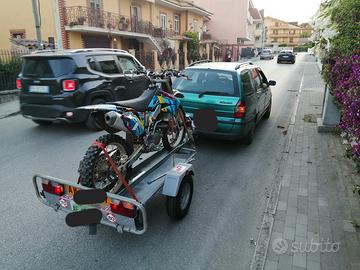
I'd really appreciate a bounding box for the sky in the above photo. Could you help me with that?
[252,0,323,23]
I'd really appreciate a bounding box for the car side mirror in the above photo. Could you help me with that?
[268,80,276,86]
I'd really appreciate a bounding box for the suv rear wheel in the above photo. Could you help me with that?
[85,98,106,131]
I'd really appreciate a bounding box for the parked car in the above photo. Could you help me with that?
[259,49,274,60]
[172,62,276,144]
[277,50,296,64]
[17,48,149,130]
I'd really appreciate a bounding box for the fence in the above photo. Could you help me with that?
[0,49,28,91]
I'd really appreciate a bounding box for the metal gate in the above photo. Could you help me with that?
[82,34,110,48]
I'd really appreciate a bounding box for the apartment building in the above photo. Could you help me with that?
[192,0,264,61]
[249,8,265,49]
[264,16,302,48]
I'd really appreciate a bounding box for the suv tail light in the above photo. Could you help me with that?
[110,200,136,218]
[42,180,64,196]
[62,79,77,91]
[235,100,246,118]
[16,79,22,90]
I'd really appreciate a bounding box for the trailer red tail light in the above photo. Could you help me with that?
[62,79,77,91]
[110,200,136,218]
[16,79,22,90]
[42,181,64,196]
[235,101,246,118]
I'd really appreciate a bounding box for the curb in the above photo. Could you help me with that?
[0,110,21,120]
[0,89,19,104]
[250,71,303,270]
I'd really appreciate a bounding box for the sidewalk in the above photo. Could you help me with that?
[0,99,20,119]
[264,58,360,270]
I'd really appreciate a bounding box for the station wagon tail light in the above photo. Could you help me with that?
[42,180,64,196]
[16,79,22,90]
[110,200,136,218]
[62,79,77,91]
[235,101,246,118]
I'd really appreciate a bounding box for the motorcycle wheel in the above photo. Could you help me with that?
[78,134,133,193]
[162,107,186,151]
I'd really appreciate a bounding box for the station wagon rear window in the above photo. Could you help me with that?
[22,58,75,78]
[173,69,238,96]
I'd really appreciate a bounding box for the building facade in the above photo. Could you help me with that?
[0,0,57,50]
[192,0,255,45]
[249,8,265,49]
[264,16,302,49]
[0,0,213,69]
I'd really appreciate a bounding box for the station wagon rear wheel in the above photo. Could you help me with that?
[243,121,255,145]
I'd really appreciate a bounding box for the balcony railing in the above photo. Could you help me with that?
[64,6,173,38]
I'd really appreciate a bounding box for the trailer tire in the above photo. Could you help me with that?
[166,175,193,220]
[78,134,133,192]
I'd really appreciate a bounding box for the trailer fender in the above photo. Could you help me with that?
[162,163,193,197]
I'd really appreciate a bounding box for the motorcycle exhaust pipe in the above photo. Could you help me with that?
[104,111,128,132]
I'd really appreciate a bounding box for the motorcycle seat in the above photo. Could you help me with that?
[110,87,157,112]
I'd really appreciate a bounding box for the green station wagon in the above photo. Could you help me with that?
[173,62,276,144]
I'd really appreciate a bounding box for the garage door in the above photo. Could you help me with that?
[82,34,110,48]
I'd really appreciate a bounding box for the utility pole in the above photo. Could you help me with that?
[31,0,42,49]
[53,0,63,49]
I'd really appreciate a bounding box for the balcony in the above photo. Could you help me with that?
[64,6,173,39]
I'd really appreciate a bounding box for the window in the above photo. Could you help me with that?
[95,55,120,74]
[289,37,294,43]
[193,19,198,32]
[255,36,260,41]
[131,6,141,21]
[160,13,167,30]
[172,69,238,96]
[273,30,278,35]
[273,38,278,42]
[117,56,137,73]
[251,69,262,90]
[256,69,268,85]
[275,22,279,27]
[22,58,76,78]
[174,14,180,34]
[87,57,98,71]
[241,70,255,96]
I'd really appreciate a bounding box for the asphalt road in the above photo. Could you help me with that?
[0,53,312,270]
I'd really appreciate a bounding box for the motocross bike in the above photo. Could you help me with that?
[77,70,194,193]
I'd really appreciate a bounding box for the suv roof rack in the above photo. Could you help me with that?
[188,59,212,67]
[70,48,129,54]
[31,49,64,54]
[234,61,253,70]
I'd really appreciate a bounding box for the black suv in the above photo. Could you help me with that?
[17,49,149,130]
[277,50,296,64]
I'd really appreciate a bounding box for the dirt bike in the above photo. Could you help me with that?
[77,70,194,193]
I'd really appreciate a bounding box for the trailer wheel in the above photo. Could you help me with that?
[166,175,193,220]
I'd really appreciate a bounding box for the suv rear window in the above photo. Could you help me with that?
[173,69,238,96]
[22,58,76,78]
